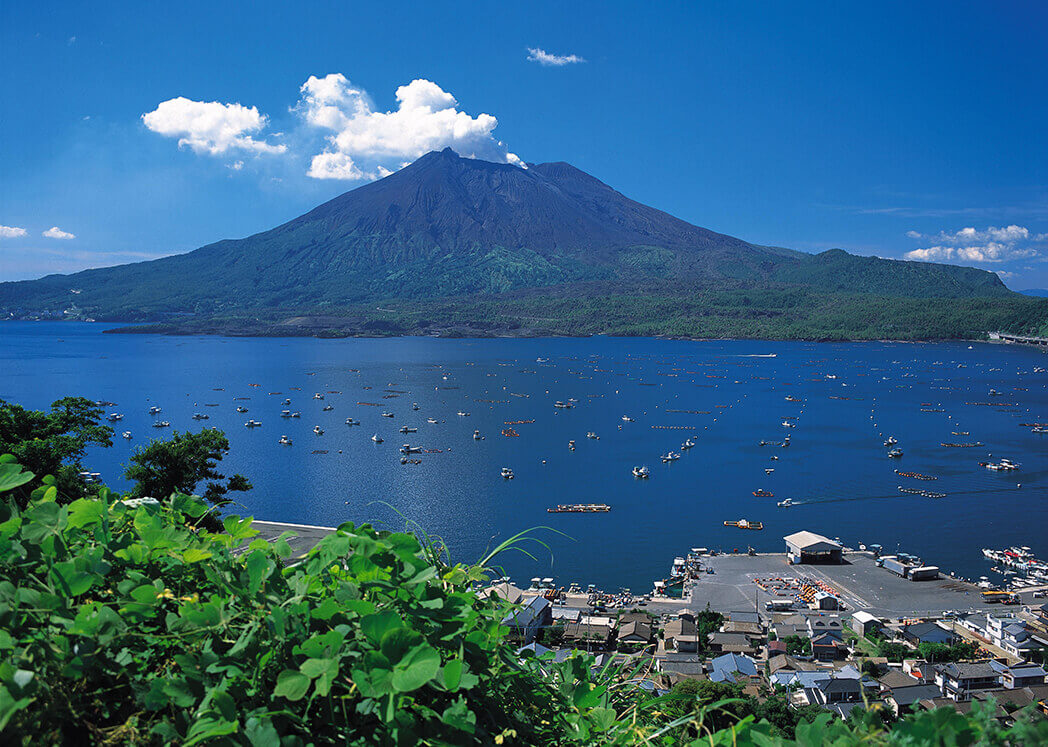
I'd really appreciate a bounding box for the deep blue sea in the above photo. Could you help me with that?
[1,322,1046,591]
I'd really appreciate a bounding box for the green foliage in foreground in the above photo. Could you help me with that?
[1,456,1047,745]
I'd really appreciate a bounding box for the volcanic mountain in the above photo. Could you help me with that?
[0,148,1013,325]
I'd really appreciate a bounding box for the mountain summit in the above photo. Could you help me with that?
[0,149,1010,322]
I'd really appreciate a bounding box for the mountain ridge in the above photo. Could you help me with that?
[0,148,1020,332]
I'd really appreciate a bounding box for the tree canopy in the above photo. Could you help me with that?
[123,429,251,505]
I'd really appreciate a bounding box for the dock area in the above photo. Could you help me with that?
[244,520,339,558]
[690,552,1027,618]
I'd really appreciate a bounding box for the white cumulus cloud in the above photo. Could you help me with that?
[526,47,585,66]
[142,97,287,156]
[903,224,1044,264]
[0,225,28,239]
[42,226,75,240]
[297,74,522,181]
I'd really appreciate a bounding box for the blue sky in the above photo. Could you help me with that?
[2,1,1047,288]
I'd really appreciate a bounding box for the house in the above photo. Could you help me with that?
[812,591,840,611]
[658,654,706,680]
[562,615,615,650]
[852,611,881,638]
[707,632,758,654]
[550,607,581,624]
[502,596,552,644]
[984,614,1048,658]
[807,616,844,639]
[663,617,702,653]
[768,640,788,657]
[617,620,654,650]
[770,613,808,640]
[709,653,758,683]
[878,669,921,690]
[721,620,764,638]
[934,661,1001,701]
[811,633,845,661]
[803,676,862,705]
[989,660,1048,689]
[901,622,956,647]
[884,684,944,715]
[727,611,761,625]
[483,582,526,604]
[784,531,843,564]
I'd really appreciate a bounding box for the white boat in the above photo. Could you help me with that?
[279,435,292,445]
[473,430,482,440]
[281,410,292,418]
[237,406,248,413]
[192,413,209,420]
[313,393,324,400]
[777,498,793,508]
[681,439,695,449]
[245,420,262,428]
[553,401,572,409]
[632,466,650,478]
[290,411,301,418]
[381,412,394,418]
[149,406,162,415]
[457,411,470,417]
[122,431,132,439]
[427,418,438,424]
[282,398,291,405]
[322,405,334,411]
[500,467,514,479]
[400,444,423,454]
[345,417,359,425]
[313,425,324,435]
[765,468,775,474]
[887,448,903,458]
[371,434,383,443]
[106,413,124,421]
[586,431,599,440]
[152,421,170,428]
[568,440,576,450]
[660,452,680,462]
[412,403,420,410]
[884,436,898,446]
[781,420,795,428]
[399,426,417,433]
[622,415,634,422]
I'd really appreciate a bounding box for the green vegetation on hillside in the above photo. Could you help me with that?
[108,286,1048,342]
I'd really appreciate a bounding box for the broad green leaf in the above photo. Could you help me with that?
[50,560,95,596]
[66,498,104,529]
[441,659,463,691]
[273,669,310,701]
[182,547,212,563]
[360,611,401,645]
[0,463,33,493]
[391,643,440,692]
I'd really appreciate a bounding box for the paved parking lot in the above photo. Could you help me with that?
[691,552,1014,618]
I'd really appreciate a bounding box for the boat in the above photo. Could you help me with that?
[681,439,695,449]
[381,412,394,418]
[752,489,773,497]
[282,398,291,405]
[345,417,360,425]
[457,411,470,417]
[553,401,573,409]
[764,468,775,474]
[313,393,324,400]
[322,405,334,411]
[290,411,301,418]
[412,403,420,410]
[106,413,124,422]
[781,420,795,428]
[149,406,162,415]
[192,413,209,420]
[887,448,903,458]
[371,434,383,443]
[660,452,680,462]
[152,421,170,428]
[237,406,248,413]
[279,435,292,445]
[500,467,515,479]
[586,431,599,440]
[313,425,324,435]
[724,519,763,530]
[427,418,438,424]
[245,420,262,428]
[632,466,650,478]
[776,498,793,507]
[473,430,482,440]
[568,440,576,450]
[281,410,293,418]
[399,426,418,433]
[622,415,634,422]
[400,444,423,454]
[122,431,132,439]
[547,504,611,513]
[884,436,898,446]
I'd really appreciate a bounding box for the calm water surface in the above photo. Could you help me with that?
[2,322,1046,591]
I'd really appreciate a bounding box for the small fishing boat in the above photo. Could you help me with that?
[553,401,573,409]
[245,420,262,428]
[279,435,292,445]
[776,498,793,508]
[371,434,383,443]
[568,439,576,450]
[152,421,170,428]
[381,412,394,418]
[106,413,124,422]
[681,439,695,449]
[281,410,293,418]
[764,468,775,474]
[887,448,903,458]
[399,426,418,433]
[473,430,482,440]
[457,411,470,417]
[122,431,132,439]
[548,503,611,513]
[632,465,650,478]
[400,444,423,454]
[427,417,438,424]
[322,405,334,411]
[313,393,324,400]
[149,406,162,415]
[313,425,324,435]
[752,489,773,497]
[192,413,209,420]
[500,467,515,479]
[412,403,420,410]
[622,415,634,422]
[237,406,249,413]
[586,431,599,440]
[345,417,360,425]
